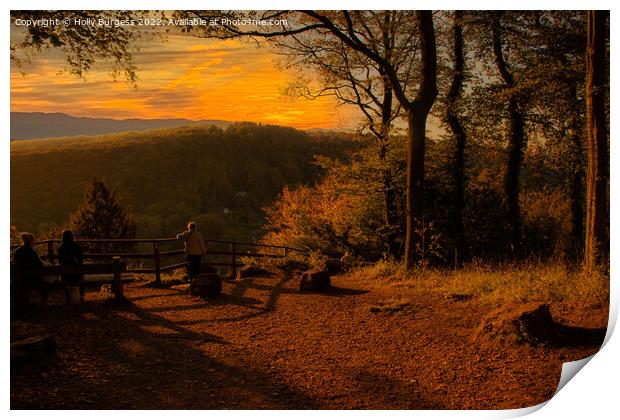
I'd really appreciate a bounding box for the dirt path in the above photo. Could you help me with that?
[11,271,606,409]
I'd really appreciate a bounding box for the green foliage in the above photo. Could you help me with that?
[11,123,356,243]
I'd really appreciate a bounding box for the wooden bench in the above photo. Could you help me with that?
[11,256,127,302]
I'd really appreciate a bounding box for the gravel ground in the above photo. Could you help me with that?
[10,271,607,409]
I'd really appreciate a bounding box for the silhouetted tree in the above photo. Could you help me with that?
[444,10,467,265]
[11,10,148,83]
[69,178,137,253]
[489,12,527,256]
[584,10,609,271]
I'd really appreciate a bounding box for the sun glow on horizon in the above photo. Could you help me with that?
[10,35,359,130]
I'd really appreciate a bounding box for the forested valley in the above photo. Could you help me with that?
[10,123,355,241]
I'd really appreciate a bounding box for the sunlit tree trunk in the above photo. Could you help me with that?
[584,10,609,270]
[404,11,438,269]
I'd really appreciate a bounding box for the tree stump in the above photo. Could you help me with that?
[190,273,222,298]
[299,270,331,291]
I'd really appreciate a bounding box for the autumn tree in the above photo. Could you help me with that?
[269,11,419,258]
[185,10,439,268]
[308,11,439,269]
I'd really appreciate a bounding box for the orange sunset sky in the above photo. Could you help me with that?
[10,31,360,130]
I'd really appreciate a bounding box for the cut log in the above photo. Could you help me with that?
[299,270,331,291]
[190,273,222,298]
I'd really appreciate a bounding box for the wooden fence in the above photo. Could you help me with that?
[12,237,306,284]
[12,257,127,300]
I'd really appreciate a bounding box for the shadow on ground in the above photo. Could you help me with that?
[11,295,322,409]
[550,323,606,348]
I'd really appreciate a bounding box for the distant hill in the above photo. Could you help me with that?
[10,112,232,140]
[11,123,357,241]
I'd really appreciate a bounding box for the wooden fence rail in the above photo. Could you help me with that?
[11,237,307,284]
[11,257,127,300]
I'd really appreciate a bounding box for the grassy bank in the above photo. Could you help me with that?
[352,259,609,308]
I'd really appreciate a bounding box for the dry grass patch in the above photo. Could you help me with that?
[352,259,608,308]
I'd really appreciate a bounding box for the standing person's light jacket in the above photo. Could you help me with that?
[178,229,206,256]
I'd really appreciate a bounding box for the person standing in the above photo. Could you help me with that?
[177,222,206,281]
[58,229,84,303]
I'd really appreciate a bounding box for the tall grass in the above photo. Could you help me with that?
[354,258,609,308]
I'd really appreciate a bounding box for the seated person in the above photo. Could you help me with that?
[58,229,84,303]
[12,232,47,307]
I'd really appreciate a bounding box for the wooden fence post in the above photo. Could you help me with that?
[47,240,55,265]
[153,241,161,284]
[112,256,123,300]
[231,243,237,279]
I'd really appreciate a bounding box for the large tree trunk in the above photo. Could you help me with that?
[445,10,466,266]
[584,10,609,270]
[405,110,427,266]
[570,167,585,252]
[504,98,526,255]
[404,10,438,269]
[566,85,585,255]
[491,13,525,256]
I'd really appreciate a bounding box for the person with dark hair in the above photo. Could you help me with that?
[58,229,84,303]
[12,232,47,309]
[177,222,206,281]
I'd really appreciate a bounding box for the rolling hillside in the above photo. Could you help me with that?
[10,112,232,140]
[11,123,356,240]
